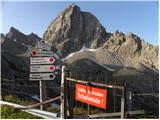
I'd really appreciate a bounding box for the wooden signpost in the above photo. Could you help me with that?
[30,42,55,110]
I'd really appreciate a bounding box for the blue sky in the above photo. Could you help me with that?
[1,1,159,45]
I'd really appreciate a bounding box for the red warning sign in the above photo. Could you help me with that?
[75,83,107,109]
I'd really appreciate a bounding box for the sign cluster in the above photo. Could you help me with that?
[30,42,55,81]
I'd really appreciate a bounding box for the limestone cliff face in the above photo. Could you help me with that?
[43,4,158,72]
[42,4,159,113]
[43,4,109,57]
[103,31,159,72]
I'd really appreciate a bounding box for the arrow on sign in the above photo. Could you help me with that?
[30,73,55,81]
[30,65,55,73]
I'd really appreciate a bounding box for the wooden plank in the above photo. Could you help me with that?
[66,77,124,90]
[88,112,121,118]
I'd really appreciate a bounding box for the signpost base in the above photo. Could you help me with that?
[40,80,46,110]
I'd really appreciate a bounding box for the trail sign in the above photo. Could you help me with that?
[75,83,107,109]
[31,50,53,57]
[30,65,55,73]
[30,57,55,65]
[30,73,55,81]
[37,42,51,51]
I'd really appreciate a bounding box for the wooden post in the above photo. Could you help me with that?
[120,98,125,119]
[60,65,66,119]
[39,80,46,110]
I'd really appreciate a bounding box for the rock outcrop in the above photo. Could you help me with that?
[103,31,159,72]
[43,4,110,57]
[42,4,158,114]
[1,27,41,79]
[1,4,159,116]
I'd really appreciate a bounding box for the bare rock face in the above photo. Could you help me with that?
[1,4,159,116]
[103,31,159,72]
[43,4,108,57]
[1,27,41,79]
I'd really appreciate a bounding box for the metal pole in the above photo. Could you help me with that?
[39,80,46,110]
[60,65,66,119]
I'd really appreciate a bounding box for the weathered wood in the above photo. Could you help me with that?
[66,77,124,90]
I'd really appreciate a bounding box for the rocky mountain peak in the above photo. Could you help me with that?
[43,4,108,57]
[10,26,20,33]
[28,32,41,40]
[2,27,41,55]
[65,3,80,12]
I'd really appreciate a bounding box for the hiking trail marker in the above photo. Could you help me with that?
[30,73,55,81]
[31,50,53,57]
[30,57,55,65]
[29,42,56,110]
[37,42,51,51]
[30,42,55,81]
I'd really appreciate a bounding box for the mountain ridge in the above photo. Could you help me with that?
[1,4,159,115]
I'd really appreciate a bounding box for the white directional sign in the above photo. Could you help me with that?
[30,57,55,65]
[30,73,55,81]
[30,65,55,73]
[31,50,53,57]
[37,42,51,51]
